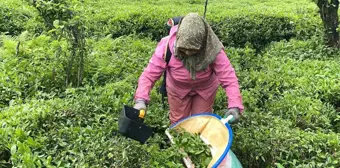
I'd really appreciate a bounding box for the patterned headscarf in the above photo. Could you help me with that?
[175,13,223,80]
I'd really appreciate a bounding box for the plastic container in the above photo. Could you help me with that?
[118,105,153,144]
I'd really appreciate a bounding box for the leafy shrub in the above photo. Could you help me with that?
[264,37,340,60]
[233,110,340,168]
[105,12,316,50]
[82,0,320,50]
[3,81,337,168]
[224,46,258,72]
[0,6,26,35]
[0,144,11,167]
[259,52,340,110]
[0,1,43,36]
[187,0,204,4]
[237,51,340,131]
[1,0,339,167]
[239,69,295,109]
[86,35,156,85]
[0,33,68,107]
[107,10,173,41]
[0,80,181,167]
[264,91,336,130]
[0,34,159,107]
[212,14,295,50]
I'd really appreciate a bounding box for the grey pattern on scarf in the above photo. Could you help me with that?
[175,13,223,80]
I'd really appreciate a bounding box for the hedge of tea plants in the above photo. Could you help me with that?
[0,0,339,167]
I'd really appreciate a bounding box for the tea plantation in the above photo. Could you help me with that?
[0,0,339,167]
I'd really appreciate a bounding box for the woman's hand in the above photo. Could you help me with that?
[134,99,147,111]
[224,108,240,124]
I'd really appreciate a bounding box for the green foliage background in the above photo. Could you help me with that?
[0,0,339,167]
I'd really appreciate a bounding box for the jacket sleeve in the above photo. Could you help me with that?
[213,49,244,113]
[134,37,169,104]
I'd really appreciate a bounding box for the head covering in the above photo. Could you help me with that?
[174,13,223,80]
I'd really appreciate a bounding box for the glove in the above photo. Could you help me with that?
[224,108,240,124]
[133,99,147,111]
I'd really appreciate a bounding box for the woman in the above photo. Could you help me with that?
[133,13,244,125]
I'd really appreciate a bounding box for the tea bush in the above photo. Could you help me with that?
[264,37,340,61]
[259,53,340,111]
[264,91,336,130]
[0,6,25,36]
[86,35,156,85]
[0,33,69,107]
[1,0,340,167]
[1,33,340,167]
[81,0,321,50]
[102,10,319,50]
[212,15,295,50]
[1,0,322,50]
[233,109,340,168]
[0,33,156,107]
[1,76,339,167]
[0,80,185,167]
[2,0,322,51]
[0,1,43,36]
[236,46,340,132]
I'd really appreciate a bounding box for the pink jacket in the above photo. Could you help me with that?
[134,25,244,112]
